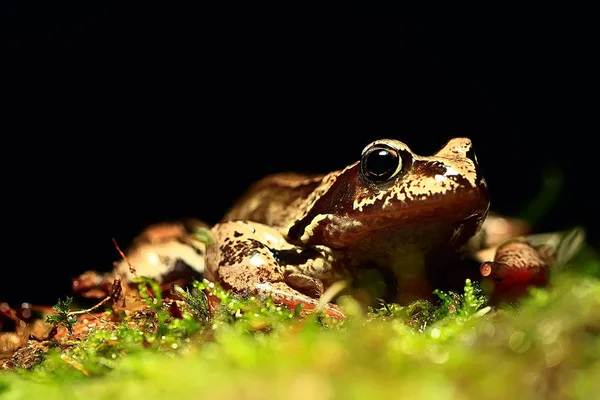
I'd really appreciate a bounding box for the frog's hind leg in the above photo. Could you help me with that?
[476,227,585,303]
[205,220,346,319]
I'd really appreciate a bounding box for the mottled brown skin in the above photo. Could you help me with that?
[206,138,491,315]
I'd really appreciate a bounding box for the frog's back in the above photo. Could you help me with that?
[221,172,326,228]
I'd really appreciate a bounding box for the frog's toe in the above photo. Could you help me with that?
[254,281,346,319]
[480,239,549,302]
[285,273,324,298]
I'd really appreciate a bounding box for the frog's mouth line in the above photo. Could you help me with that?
[364,186,490,226]
[331,190,490,248]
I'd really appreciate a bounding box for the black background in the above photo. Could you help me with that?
[1,3,596,306]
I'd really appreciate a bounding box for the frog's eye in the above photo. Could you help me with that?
[360,144,403,183]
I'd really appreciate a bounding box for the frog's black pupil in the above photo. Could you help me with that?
[370,150,394,175]
[362,147,400,182]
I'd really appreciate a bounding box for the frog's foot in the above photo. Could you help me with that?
[478,226,585,302]
[72,270,114,299]
[73,221,208,299]
[254,281,346,319]
[285,273,324,298]
[206,220,345,319]
[479,238,549,302]
[113,222,207,286]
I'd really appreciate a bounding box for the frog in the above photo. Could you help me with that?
[203,137,491,318]
[74,137,578,318]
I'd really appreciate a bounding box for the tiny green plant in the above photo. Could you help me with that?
[172,284,210,322]
[433,279,488,320]
[45,297,77,335]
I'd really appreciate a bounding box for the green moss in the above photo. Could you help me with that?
[2,249,600,399]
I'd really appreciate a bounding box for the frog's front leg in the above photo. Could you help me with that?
[205,220,346,319]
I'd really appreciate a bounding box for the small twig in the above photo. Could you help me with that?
[68,277,124,317]
[67,295,110,317]
[47,280,122,337]
[112,238,137,277]
[0,302,23,325]
[112,238,153,299]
